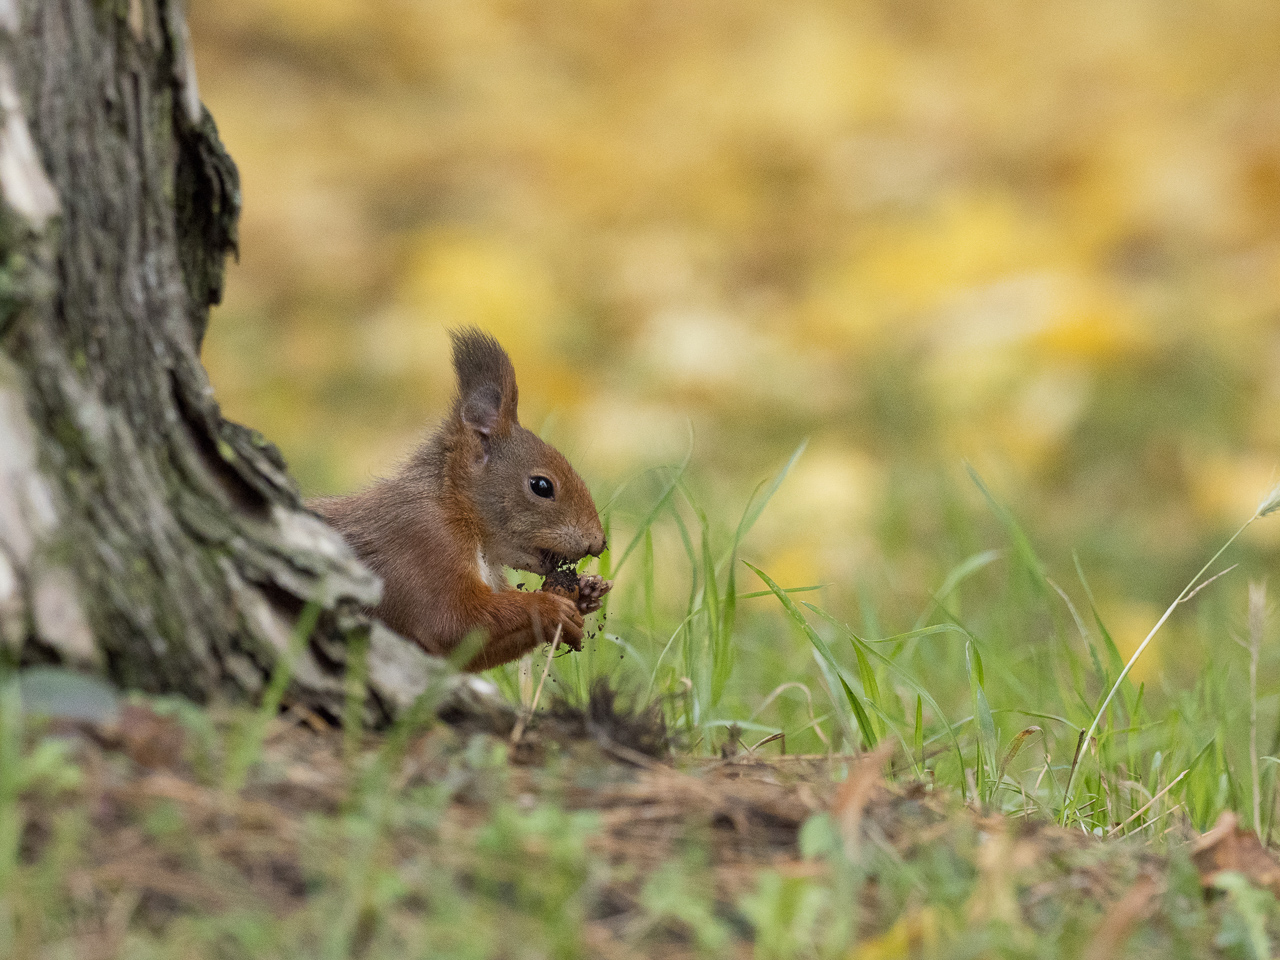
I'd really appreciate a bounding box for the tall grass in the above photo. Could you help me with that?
[499,455,1280,837]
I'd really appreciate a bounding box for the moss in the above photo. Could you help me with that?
[88,0,126,31]
[51,416,84,459]
[0,268,20,334]
[0,208,32,336]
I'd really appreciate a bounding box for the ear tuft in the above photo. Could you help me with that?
[450,327,519,441]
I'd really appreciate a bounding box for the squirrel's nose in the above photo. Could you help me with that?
[588,534,607,558]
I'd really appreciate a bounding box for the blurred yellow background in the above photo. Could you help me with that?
[192,0,1280,642]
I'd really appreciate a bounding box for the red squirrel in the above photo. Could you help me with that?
[311,328,612,671]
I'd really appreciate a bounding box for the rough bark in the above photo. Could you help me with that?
[0,0,510,729]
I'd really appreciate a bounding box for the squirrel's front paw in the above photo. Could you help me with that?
[575,574,614,614]
[534,592,585,651]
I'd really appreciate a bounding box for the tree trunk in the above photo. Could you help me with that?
[0,0,507,728]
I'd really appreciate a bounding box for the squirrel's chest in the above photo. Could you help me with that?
[474,546,507,592]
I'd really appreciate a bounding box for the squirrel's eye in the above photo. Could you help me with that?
[529,476,555,500]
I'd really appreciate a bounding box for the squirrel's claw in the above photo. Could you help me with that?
[576,574,614,614]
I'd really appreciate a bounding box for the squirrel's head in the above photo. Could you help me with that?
[447,327,606,574]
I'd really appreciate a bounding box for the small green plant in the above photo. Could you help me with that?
[0,676,88,956]
[634,851,733,954]
[738,870,832,960]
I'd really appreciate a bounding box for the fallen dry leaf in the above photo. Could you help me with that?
[1191,811,1280,897]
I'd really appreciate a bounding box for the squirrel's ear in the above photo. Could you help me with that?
[451,328,519,460]
[460,384,504,458]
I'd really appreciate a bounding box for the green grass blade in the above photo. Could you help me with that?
[937,548,1003,601]
[671,507,699,619]
[698,510,727,705]
[645,611,699,700]
[843,678,878,749]
[707,443,807,706]
[862,623,970,644]
[852,642,883,739]
[563,509,611,698]
[224,599,322,795]
[968,641,997,800]
[643,527,657,639]
[746,562,877,748]
[720,440,807,571]
[715,575,736,705]
[614,457,690,574]
[967,639,986,689]
[914,695,925,770]
[811,652,857,748]
[342,624,369,767]
[965,463,1049,587]
[1073,555,1124,676]
[735,584,826,600]
[804,603,968,798]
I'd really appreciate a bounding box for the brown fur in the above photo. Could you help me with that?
[311,329,609,671]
